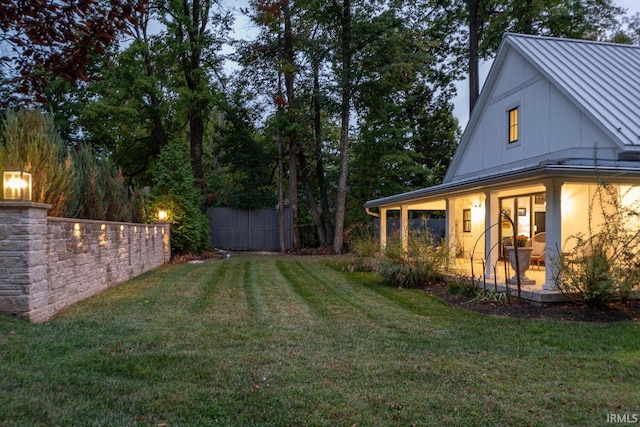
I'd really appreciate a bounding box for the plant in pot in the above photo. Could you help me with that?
[507,235,535,285]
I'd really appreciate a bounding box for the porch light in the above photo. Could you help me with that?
[157,209,168,221]
[3,171,32,201]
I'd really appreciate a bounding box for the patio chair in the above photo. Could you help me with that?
[530,232,545,269]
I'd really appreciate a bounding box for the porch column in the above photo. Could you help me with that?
[446,198,457,266]
[543,179,563,290]
[380,208,388,251]
[400,205,409,252]
[485,191,500,279]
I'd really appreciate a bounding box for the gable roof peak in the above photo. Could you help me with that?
[445,33,640,183]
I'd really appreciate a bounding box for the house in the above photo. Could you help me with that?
[364,33,640,295]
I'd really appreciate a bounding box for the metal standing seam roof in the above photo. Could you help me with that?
[505,34,640,148]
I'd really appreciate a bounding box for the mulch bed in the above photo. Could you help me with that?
[421,281,640,322]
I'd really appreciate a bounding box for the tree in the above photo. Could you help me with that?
[0,0,141,105]
[156,0,231,184]
[150,140,210,254]
[210,100,277,209]
[74,29,176,186]
[238,0,330,249]
[349,1,460,221]
[329,0,353,254]
[462,0,627,113]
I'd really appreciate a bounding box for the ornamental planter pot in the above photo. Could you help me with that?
[506,246,535,285]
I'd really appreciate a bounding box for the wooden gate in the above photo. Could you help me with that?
[207,207,292,251]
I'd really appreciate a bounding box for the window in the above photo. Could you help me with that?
[508,107,519,143]
[463,209,471,233]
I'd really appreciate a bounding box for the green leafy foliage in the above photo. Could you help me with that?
[209,104,276,209]
[150,140,209,255]
[0,110,71,216]
[447,280,475,296]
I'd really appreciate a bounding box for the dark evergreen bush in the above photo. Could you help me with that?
[150,140,209,255]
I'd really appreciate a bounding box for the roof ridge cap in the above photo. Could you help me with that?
[504,32,640,50]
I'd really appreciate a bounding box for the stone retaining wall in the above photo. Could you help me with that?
[0,202,170,322]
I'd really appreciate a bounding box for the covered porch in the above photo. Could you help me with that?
[365,166,640,304]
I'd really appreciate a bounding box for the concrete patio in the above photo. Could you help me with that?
[449,257,568,305]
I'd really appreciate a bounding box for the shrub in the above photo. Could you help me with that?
[344,222,379,272]
[0,110,147,223]
[150,140,209,255]
[67,145,107,219]
[447,280,475,296]
[377,231,449,288]
[0,110,71,216]
[67,145,133,222]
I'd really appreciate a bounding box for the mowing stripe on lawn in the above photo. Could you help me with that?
[291,259,407,327]
[247,258,318,334]
[242,258,269,322]
[189,260,230,314]
[275,259,330,318]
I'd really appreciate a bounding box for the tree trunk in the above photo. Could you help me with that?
[299,147,327,247]
[523,0,533,34]
[278,131,286,253]
[466,0,480,114]
[283,1,301,249]
[140,23,167,153]
[182,0,210,184]
[312,58,333,246]
[333,0,351,255]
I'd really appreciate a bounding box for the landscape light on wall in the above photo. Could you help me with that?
[158,209,168,221]
[3,171,32,201]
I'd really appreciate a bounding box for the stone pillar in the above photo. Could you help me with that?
[158,221,171,263]
[0,202,51,322]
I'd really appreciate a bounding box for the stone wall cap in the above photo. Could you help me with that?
[0,201,52,210]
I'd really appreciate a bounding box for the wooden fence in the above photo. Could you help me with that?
[207,207,292,251]
[374,217,446,240]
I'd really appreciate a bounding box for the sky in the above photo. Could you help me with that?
[223,0,640,129]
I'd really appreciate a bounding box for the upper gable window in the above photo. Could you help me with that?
[508,107,519,144]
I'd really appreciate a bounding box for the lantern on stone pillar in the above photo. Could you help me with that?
[3,171,32,201]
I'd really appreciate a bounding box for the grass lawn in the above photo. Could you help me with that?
[1,255,638,426]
